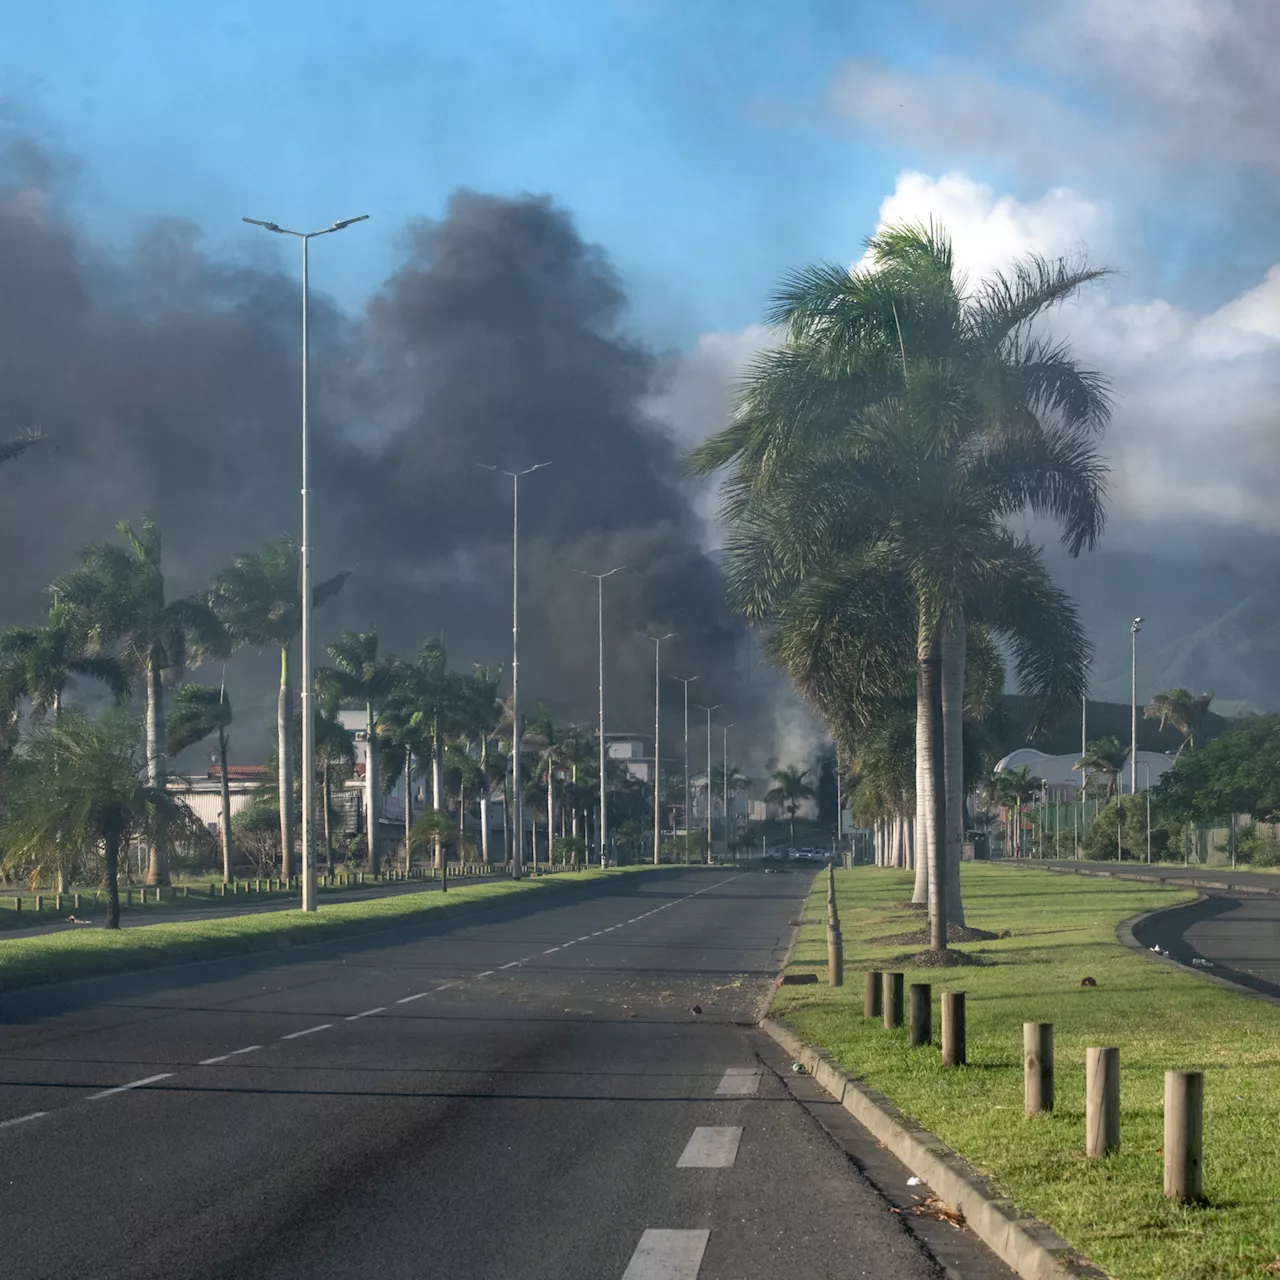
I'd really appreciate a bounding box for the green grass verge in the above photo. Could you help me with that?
[0,865,669,992]
[773,865,1280,1280]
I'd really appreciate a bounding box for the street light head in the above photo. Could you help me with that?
[330,215,370,231]
[243,217,283,233]
[1132,617,1143,632]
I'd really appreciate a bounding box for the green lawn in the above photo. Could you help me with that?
[773,865,1280,1280]
[0,865,666,991]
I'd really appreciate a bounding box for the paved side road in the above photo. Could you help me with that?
[0,867,1010,1280]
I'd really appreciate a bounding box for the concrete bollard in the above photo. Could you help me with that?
[865,970,883,1018]
[55,893,62,912]
[883,972,904,1029]
[909,983,932,1047]
[1086,1046,1121,1156]
[1164,1070,1203,1201]
[35,894,44,912]
[12,896,20,914]
[73,893,81,911]
[1024,1023,1054,1114]
[941,991,966,1066]
[181,885,188,899]
[827,926,844,986]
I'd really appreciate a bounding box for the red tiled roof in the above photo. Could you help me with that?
[208,765,270,779]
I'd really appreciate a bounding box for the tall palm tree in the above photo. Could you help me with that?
[167,682,235,881]
[1145,688,1214,757]
[1076,735,1127,799]
[0,603,131,716]
[462,665,503,863]
[765,765,815,851]
[1,709,207,927]
[379,691,433,874]
[208,536,348,880]
[691,222,1106,949]
[54,519,226,885]
[529,704,562,874]
[317,630,399,874]
[313,692,355,874]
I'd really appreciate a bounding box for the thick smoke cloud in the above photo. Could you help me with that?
[0,142,758,763]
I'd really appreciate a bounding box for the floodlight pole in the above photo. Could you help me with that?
[577,568,624,867]
[1131,618,1143,796]
[644,633,677,864]
[697,705,721,863]
[673,676,699,863]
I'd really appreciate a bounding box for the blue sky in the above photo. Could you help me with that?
[2,0,1013,346]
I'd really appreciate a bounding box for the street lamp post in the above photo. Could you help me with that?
[696,704,721,863]
[577,567,625,867]
[1131,617,1143,796]
[643,632,676,865]
[722,722,734,860]
[1082,657,1091,760]
[1136,760,1152,863]
[478,462,553,879]
[673,676,699,863]
[243,213,368,913]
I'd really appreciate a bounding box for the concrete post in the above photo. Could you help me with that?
[1086,1046,1121,1156]
[827,926,844,986]
[1024,1023,1054,1114]
[865,970,883,1018]
[883,972,904,1029]
[909,983,931,1047]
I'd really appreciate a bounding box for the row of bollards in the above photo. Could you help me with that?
[862,970,969,1064]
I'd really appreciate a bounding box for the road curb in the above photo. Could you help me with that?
[994,859,1280,899]
[758,1016,1106,1280]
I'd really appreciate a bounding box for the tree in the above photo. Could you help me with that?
[209,536,348,881]
[0,602,131,716]
[1076,736,1127,799]
[459,665,503,863]
[990,764,1038,857]
[54,519,227,885]
[1145,688,1214,758]
[1,710,207,926]
[1156,715,1280,824]
[167,683,235,882]
[690,222,1106,949]
[765,766,815,850]
[313,693,355,874]
[317,630,400,874]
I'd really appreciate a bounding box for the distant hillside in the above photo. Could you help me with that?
[994,695,1236,761]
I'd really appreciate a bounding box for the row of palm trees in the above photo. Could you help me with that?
[691,221,1110,952]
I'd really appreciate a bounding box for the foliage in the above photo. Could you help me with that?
[1154,714,1280,823]
[1079,794,1162,861]
[1075,734,1127,797]
[1144,687,1214,756]
[0,603,131,715]
[231,799,282,875]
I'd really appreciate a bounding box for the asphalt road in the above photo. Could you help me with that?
[0,867,999,1280]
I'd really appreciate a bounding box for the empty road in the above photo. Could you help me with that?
[0,867,992,1280]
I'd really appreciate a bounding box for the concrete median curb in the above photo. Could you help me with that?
[758,1015,1107,1280]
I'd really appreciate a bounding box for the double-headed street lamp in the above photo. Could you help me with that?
[478,462,552,879]
[643,632,677,865]
[696,704,721,862]
[576,567,624,867]
[243,213,368,913]
[672,675,699,863]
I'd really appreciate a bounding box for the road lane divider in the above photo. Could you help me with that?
[621,1229,710,1280]
[87,1073,173,1100]
[344,1008,385,1021]
[280,1024,332,1040]
[199,1045,262,1065]
[676,1126,742,1168]
[0,1111,47,1128]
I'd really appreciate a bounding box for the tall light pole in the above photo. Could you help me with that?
[243,213,368,913]
[673,676,699,863]
[478,462,553,879]
[1130,617,1143,796]
[722,722,734,860]
[696,704,721,862]
[1136,760,1152,863]
[643,632,677,865]
[577,567,625,867]
[1082,657,1091,760]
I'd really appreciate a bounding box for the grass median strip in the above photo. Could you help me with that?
[773,865,1280,1280]
[0,866,672,993]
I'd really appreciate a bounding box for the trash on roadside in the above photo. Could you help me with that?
[906,1176,922,1186]
[791,1061,807,1074]
[690,1005,703,1015]
[1191,957,1214,968]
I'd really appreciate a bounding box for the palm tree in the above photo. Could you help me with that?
[1145,688,1214,757]
[317,630,399,874]
[765,766,815,850]
[167,683,234,882]
[0,603,132,716]
[0,428,42,468]
[529,704,562,874]
[1076,735,1127,799]
[313,693,355,874]
[1,709,207,927]
[691,222,1106,949]
[54,519,226,885]
[208,536,348,881]
[461,666,503,863]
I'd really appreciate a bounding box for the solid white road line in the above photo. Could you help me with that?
[199,1045,263,1065]
[677,1126,742,1169]
[281,1024,332,1040]
[0,1111,47,1128]
[499,961,520,969]
[543,947,561,954]
[87,1073,173,1100]
[621,1229,710,1280]
[344,1008,386,1021]
[477,970,496,978]
[715,1067,762,1097]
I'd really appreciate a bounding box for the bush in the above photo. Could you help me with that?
[1230,825,1280,867]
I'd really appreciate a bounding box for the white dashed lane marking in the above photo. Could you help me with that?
[621,1229,710,1280]
[0,1111,47,1128]
[676,1126,742,1168]
[281,1024,332,1041]
[477,970,495,978]
[199,1045,262,1065]
[87,1073,173,1100]
[715,1067,762,1097]
[344,1008,385,1021]
[499,961,520,970]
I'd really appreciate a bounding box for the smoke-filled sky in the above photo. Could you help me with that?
[4,0,1280,759]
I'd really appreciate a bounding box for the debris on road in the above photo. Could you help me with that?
[906,1176,922,1186]
[791,1061,807,1074]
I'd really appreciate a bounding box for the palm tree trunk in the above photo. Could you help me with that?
[912,691,930,904]
[218,727,233,883]
[501,785,509,863]
[546,765,554,865]
[941,616,967,926]
[323,762,334,875]
[278,645,295,881]
[479,737,491,863]
[404,744,413,874]
[144,657,170,886]
[571,765,579,839]
[906,816,915,869]
[365,699,379,874]
[920,634,948,952]
[104,830,121,929]
[432,712,443,871]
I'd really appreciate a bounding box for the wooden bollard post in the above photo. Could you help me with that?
[883,972,904,1029]
[1164,1071,1203,1201]
[941,991,966,1066]
[827,926,844,986]
[909,983,931,1047]
[865,970,883,1018]
[73,893,81,911]
[1086,1046,1121,1156]
[1024,1023,1054,1114]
